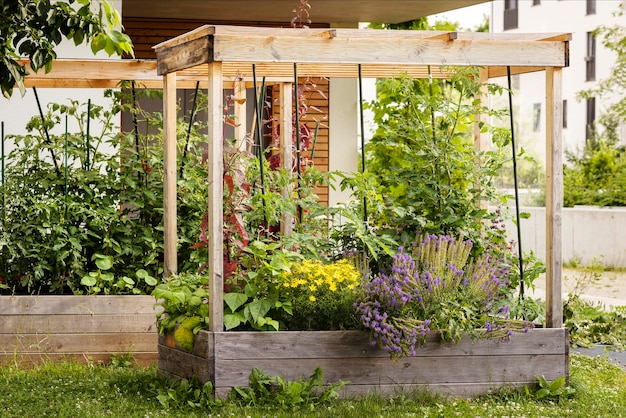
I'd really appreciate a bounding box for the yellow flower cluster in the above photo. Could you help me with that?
[281,259,361,302]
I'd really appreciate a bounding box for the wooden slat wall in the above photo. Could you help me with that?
[271,78,330,206]
[0,296,161,367]
[158,328,569,398]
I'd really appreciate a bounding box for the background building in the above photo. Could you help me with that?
[490,0,625,159]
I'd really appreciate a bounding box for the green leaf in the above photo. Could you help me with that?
[224,292,248,312]
[81,275,97,286]
[94,255,114,270]
[246,299,272,323]
[224,313,241,330]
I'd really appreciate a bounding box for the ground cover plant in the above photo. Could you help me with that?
[0,354,625,417]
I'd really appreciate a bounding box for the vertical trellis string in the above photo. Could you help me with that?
[357,64,368,225]
[507,66,525,299]
[252,64,268,233]
[1,121,5,226]
[64,114,69,218]
[294,63,303,223]
[179,80,201,178]
[85,99,91,170]
[33,86,61,177]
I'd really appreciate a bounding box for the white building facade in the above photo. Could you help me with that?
[490,0,625,157]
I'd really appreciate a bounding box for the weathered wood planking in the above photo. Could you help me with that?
[0,296,160,367]
[158,329,569,398]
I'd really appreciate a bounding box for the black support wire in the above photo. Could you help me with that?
[293,63,303,224]
[33,87,60,177]
[252,64,269,233]
[506,66,525,299]
[179,80,201,178]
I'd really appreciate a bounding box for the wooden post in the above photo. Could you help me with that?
[473,68,489,153]
[208,62,225,332]
[545,67,563,328]
[280,82,294,236]
[233,78,248,152]
[163,72,177,277]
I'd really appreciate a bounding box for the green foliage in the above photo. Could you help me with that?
[0,0,134,98]
[564,296,626,350]
[228,367,346,407]
[152,272,209,336]
[526,375,576,402]
[358,69,511,254]
[564,139,626,207]
[0,88,208,294]
[156,376,218,410]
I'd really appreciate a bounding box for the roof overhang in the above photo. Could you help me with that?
[123,0,491,25]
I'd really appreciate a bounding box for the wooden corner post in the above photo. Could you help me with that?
[208,62,225,332]
[163,72,178,277]
[280,82,294,236]
[545,67,563,328]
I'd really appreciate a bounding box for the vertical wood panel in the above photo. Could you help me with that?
[280,82,294,236]
[545,67,563,328]
[233,78,248,151]
[208,62,225,332]
[163,72,178,277]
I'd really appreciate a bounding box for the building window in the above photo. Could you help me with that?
[532,0,541,5]
[586,0,596,15]
[563,100,568,129]
[586,32,596,81]
[532,103,541,132]
[586,98,596,141]
[504,0,518,30]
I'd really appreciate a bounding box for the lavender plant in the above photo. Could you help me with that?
[355,233,532,359]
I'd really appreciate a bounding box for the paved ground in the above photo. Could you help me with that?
[531,268,626,307]
[530,268,626,368]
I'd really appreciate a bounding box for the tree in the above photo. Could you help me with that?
[0,0,133,98]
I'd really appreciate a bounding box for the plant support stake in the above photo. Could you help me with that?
[252,64,268,233]
[507,66,525,299]
[180,81,201,178]
[358,64,369,225]
[85,99,91,170]
[33,86,61,177]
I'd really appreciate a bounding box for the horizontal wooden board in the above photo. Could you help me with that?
[0,333,157,354]
[158,344,213,383]
[214,380,537,400]
[0,296,160,315]
[0,352,157,368]
[212,329,568,360]
[0,314,157,334]
[213,354,567,388]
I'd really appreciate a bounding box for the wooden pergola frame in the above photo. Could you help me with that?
[150,25,570,332]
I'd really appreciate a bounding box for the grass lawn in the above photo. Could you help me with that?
[1,353,625,417]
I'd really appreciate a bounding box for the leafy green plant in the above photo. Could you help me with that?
[361,69,512,253]
[228,367,346,407]
[0,88,208,295]
[152,272,209,337]
[564,296,626,350]
[526,375,575,401]
[156,376,219,409]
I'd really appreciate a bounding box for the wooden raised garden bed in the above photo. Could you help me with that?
[159,328,569,398]
[153,25,571,397]
[0,295,161,367]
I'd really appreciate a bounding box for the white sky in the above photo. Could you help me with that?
[429,2,492,31]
